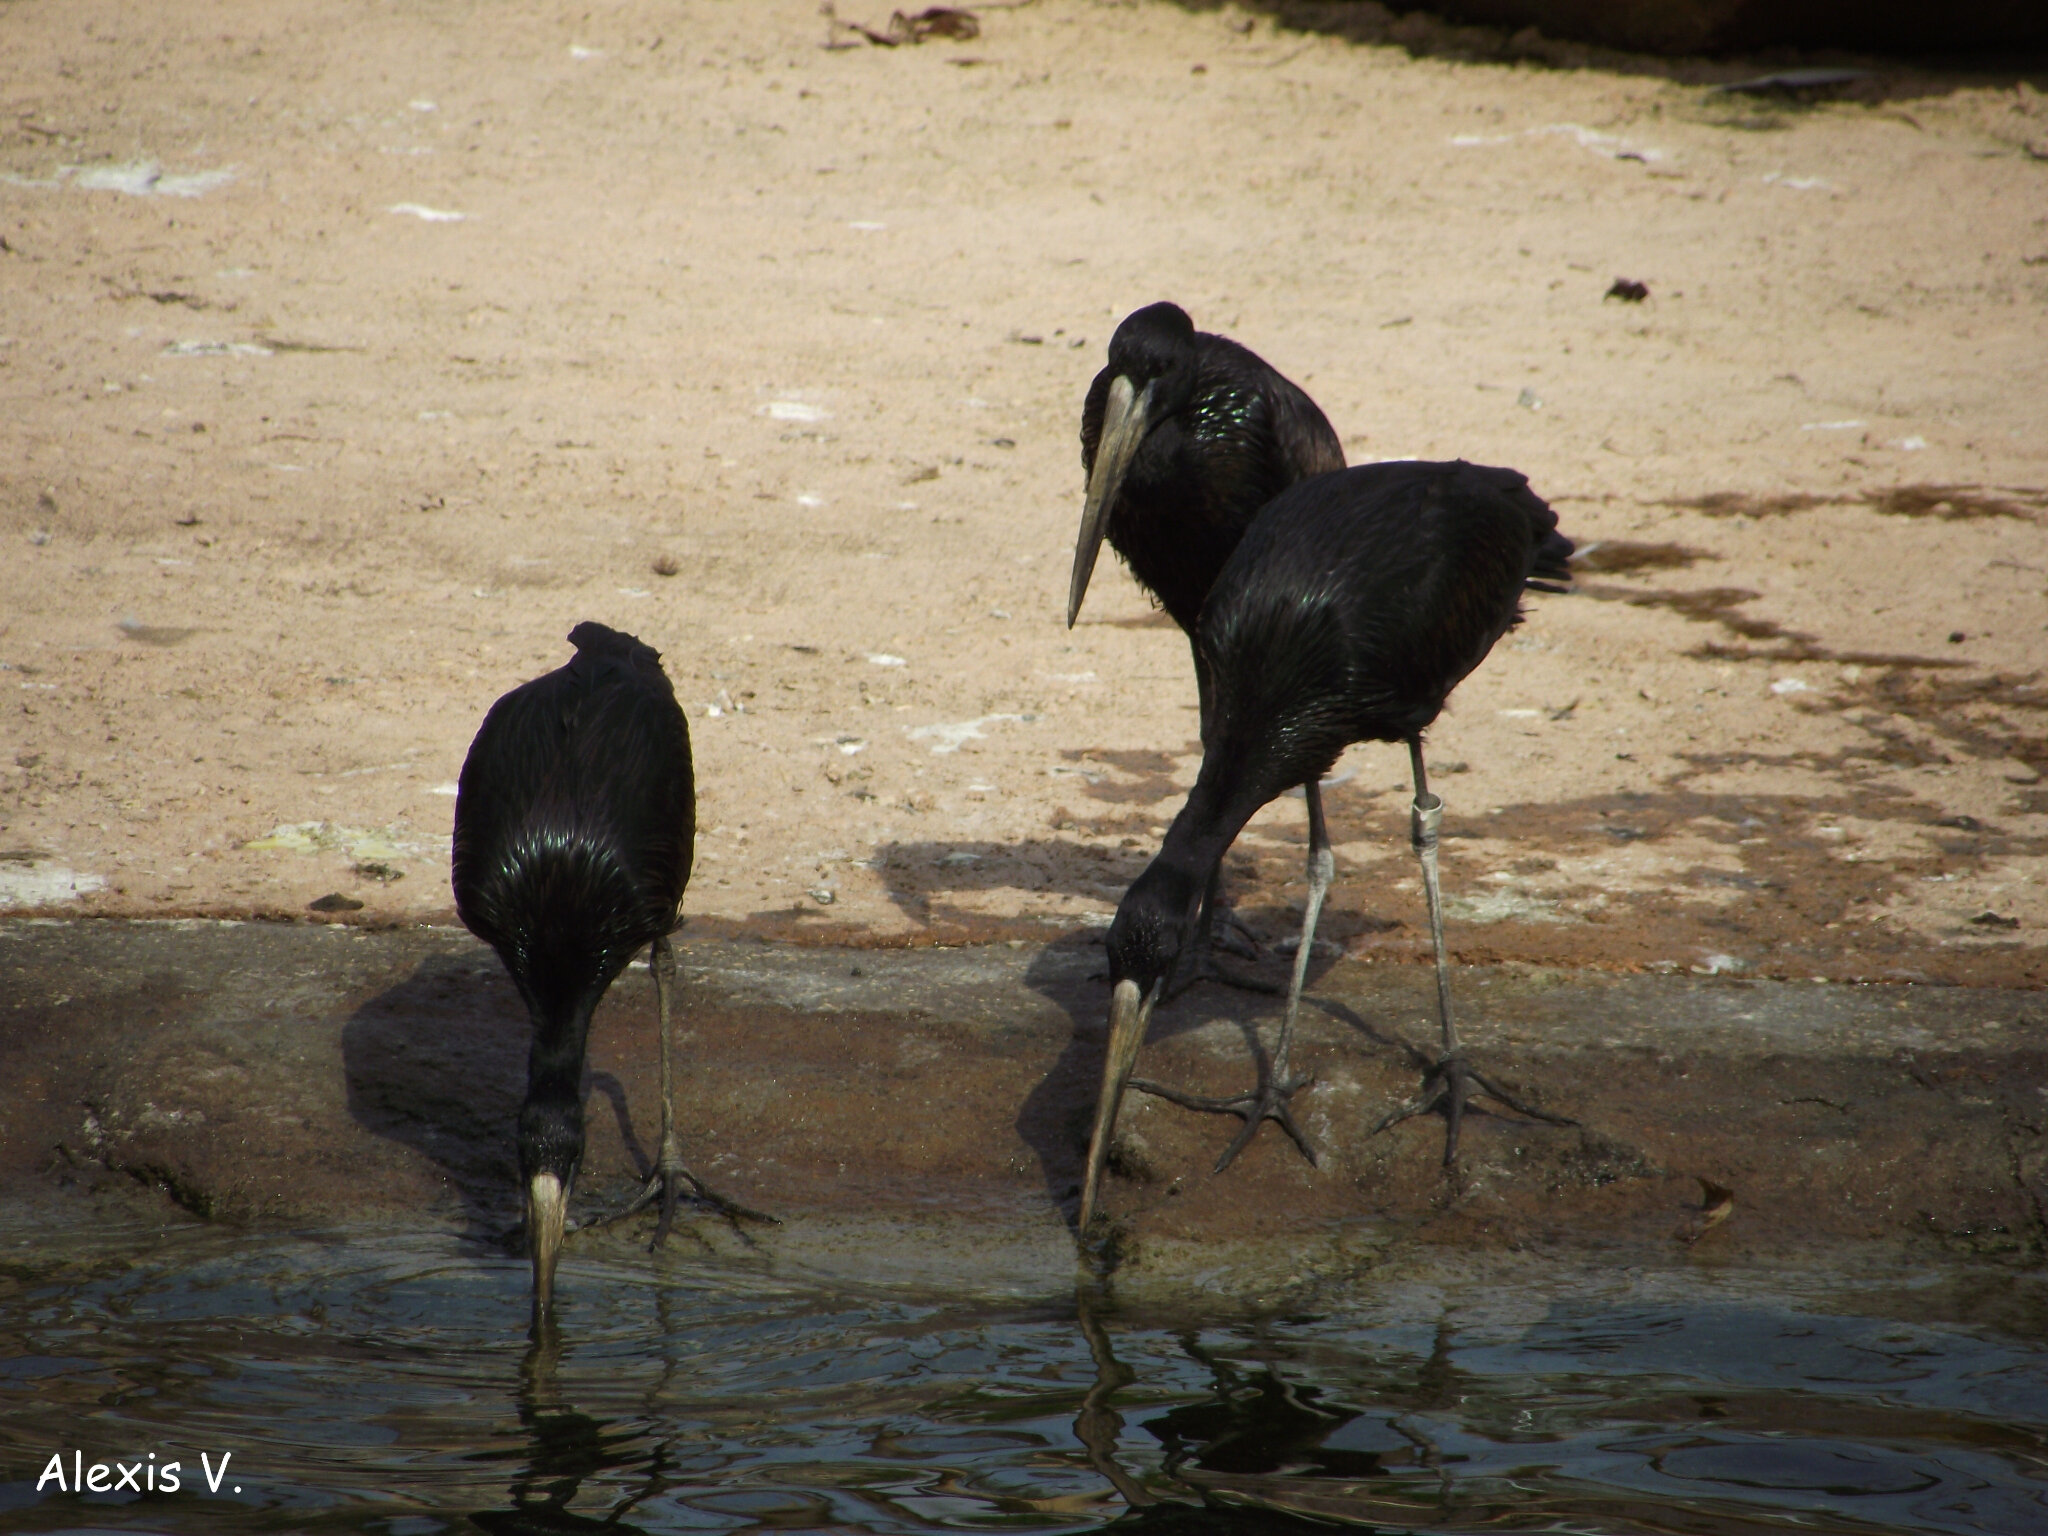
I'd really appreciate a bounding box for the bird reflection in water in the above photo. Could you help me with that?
[469,1319,664,1535]
[1074,1292,1181,1512]
[1074,1295,1455,1532]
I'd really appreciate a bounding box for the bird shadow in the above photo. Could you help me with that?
[867,834,1156,929]
[1011,932,1348,1231]
[1305,993,1434,1073]
[868,746,1196,927]
[868,749,1411,950]
[340,951,654,1251]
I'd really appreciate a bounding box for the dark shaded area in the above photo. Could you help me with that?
[1421,0,2045,56]
[468,1404,657,1536]
[1014,932,1116,1227]
[868,836,1152,927]
[1095,607,1180,630]
[340,953,530,1244]
[832,727,2046,989]
[1853,667,2048,782]
[1076,1295,1449,1525]
[870,740,1387,950]
[1150,1365,1373,1479]
[1228,0,2048,62]
[1060,746,1197,806]
[1579,577,1973,668]
[340,953,653,1247]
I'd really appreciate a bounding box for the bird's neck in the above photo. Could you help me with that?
[1146,774,1252,927]
[1161,750,1269,875]
[519,988,601,1105]
[1155,806,1228,901]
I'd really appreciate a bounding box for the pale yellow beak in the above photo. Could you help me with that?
[1078,978,1157,1232]
[1069,376,1155,628]
[526,1171,567,1324]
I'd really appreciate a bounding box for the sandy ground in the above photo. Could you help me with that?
[2,0,2045,986]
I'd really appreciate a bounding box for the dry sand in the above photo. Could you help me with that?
[3,0,2045,988]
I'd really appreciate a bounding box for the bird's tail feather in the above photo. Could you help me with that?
[1526,526,1575,593]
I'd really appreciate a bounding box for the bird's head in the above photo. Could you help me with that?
[1104,302,1199,408]
[518,1099,584,1323]
[1069,302,1200,627]
[1104,860,1199,998]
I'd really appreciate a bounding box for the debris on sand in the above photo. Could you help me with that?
[825,5,979,49]
[1606,277,1649,302]
[1683,1177,1736,1244]
[387,203,466,222]
[1,161,238,197]
[118,619,199,645]
[1710,68,1872,99]
[0,853,104,909]
[243,823,423,864]
[907,713,1024,754]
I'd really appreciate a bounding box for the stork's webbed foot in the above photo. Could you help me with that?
[1132,1068,1318,1174]
[1374,1053,1576,1166]
[591,1155,777,1247]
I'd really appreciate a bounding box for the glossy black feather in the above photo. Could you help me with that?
[1106,461,1570,990]
[452,621,694,1183]
[1079,303,1343,635]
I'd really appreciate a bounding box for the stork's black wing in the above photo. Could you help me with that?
[1196,461,1565,816]
[452,625,693,1018]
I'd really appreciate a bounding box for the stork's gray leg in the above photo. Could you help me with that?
[1132,780,1325,1171]
[1375,738,1574,1164]
[591,934,777,1238]
[1272,779,1336,1111]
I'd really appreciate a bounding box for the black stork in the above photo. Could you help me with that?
[1077,461,1577,1233]
[452,621,766,1325]
[1070,301,1344,990]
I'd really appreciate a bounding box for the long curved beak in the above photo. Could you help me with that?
[1078,977,1157,1233]
[1069,375,1154,628]
[527,1171,567,1325]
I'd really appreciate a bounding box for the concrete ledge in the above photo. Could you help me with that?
[4,920,2043,1299]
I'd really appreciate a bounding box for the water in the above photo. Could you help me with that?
[3,1212,2045,1535]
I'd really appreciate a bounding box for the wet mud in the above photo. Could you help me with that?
[6,919,2043,1301]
